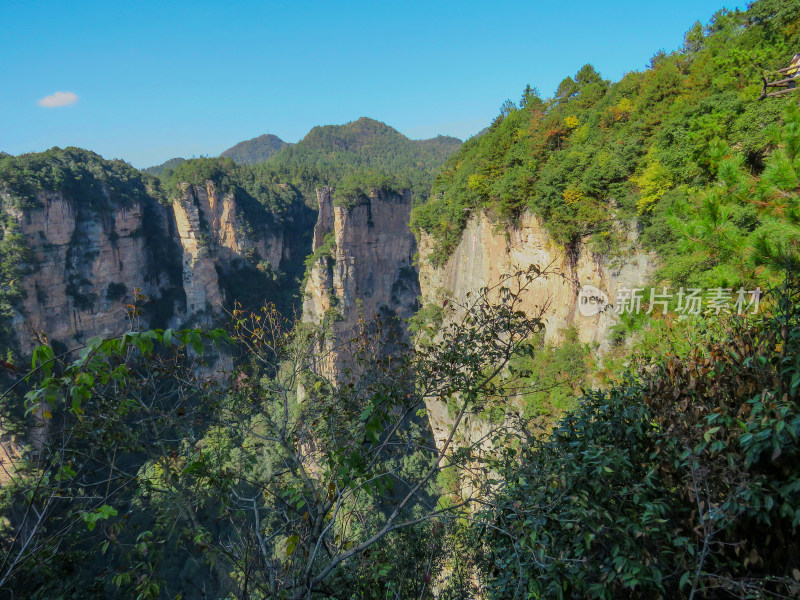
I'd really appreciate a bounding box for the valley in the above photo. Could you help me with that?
[1,1,800,598]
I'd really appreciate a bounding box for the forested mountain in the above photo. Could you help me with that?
[263,117,462,201]
[143,118,461,205]
[0,116,460,361]
[220,133,291,164]
[2,1,800,599]
[413,0,800,291]
[142,156,186,178]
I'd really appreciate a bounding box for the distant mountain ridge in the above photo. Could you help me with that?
[142,157,186,178]
[296,117,461,157]
[141,118,461,189]
[220,133,290,164]
[264,117,462,200]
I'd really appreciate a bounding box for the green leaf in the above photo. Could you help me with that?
[286,534,299,556]
[188,330,203,354]
[75,372,94,387]
[97,505,118,519]
[704,426,720,442]
[31,345,55,377]
[679,571,691,590]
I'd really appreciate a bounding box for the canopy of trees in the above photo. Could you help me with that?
[412,0,800,276]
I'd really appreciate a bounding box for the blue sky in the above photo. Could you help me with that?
[1,0,740,168]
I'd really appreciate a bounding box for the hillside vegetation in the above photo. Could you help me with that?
[142,157,187,179]
[220,133,290,165]
[411,0,800,291]
[264,117,461,203]
[150,118,460,208]
[476,274,800,599]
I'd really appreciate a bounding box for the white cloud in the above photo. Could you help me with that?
[37,91,78,108]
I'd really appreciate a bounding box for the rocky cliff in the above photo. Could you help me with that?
[302,188,419,379]
[417,211,655,449]
[173,181,303,324]
[2,180,310,356]
[4,190,183,354]
[418,212,655,349]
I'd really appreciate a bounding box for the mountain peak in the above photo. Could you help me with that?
[220,133,290,165]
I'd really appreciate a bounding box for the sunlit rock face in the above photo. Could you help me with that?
[302,188,420,380]
[6,190,182,354]
[418,212,655,350]
[4,179,304,354]
[417,211,655,450]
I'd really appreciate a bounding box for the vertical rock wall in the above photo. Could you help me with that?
[6,191,182,354]
[417,211,656,450]
[3,179,305,354]
[418,212,655,351]
[302,188,420,379]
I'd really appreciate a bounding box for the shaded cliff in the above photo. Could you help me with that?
[173,179,312,324]
[302,187,419,379]
[0,148,313,358]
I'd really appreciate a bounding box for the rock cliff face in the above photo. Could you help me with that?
[419,212,655,348]
[173,181,298,323]
[302,188,419,379]
[6,191,183,354]
[4,181,308,355]
[417,211,656,448]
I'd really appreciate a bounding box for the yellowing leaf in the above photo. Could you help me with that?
[286,534,299,556]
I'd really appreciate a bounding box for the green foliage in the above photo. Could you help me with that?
[220,133,290,165]
[305,231,336,273]
[475,274,800,599]
[5,4,800,599]
[0,326,230,598]
[0,147,163,210]
[0,268,548,599]
[407,301,445,339]
[332,170,403,207]
[0,184,36,357]
[141,156,186,179]
[412,0,800,266]
[510,327,593,418]
[652,103,800,289]
[263,117,460,204]
[300,231,336,300]
[0,216,34,319]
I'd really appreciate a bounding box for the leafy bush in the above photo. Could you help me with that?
[475,274,800,599]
